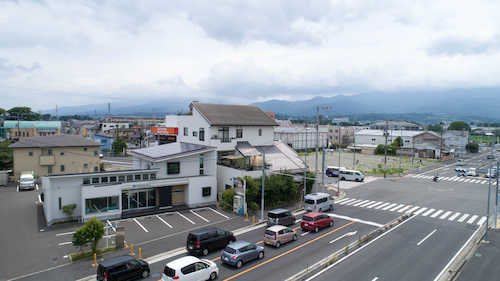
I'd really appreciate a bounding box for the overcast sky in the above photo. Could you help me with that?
[2,0,500,110]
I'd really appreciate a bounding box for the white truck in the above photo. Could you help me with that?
[18,171,36,191]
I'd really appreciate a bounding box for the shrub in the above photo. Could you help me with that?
[62,204,76,216]
[222,189,236,209]
[248,201,259,211]
[72,217,105,254]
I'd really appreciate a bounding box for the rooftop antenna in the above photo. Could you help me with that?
[56,104,58,120]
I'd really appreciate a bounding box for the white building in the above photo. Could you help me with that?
[40,142,217,225]
[273,126,328,150]
[99,122,130,133]
[355,129,422,149]
[443,130,469,155]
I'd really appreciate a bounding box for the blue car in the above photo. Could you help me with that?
[221,241,264,268]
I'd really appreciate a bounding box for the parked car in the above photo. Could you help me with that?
[455,168,466,176]
[304,192,334,212]
[18,171,35,191]
[467,168,478,177]
[267,208,295,227]
[97,255,150,281]
[186,227,235,256]
[456,159,465,166]
[301,212,334,233]
[487,154,495,160]
[221,241,264,268]
[263,225,297,248]
[339,169,365,182]
[326,166,345,177]
[162,256,218,281]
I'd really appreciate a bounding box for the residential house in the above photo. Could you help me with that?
[412,132,442,158]
[3,121,61,141]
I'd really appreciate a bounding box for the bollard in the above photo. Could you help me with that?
[245,213,248,221]
[130,243,134,256]
[139,247,142,260]
[252,216,255,224]
[92,253,97,267]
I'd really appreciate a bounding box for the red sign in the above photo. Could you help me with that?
[152,127,178,135]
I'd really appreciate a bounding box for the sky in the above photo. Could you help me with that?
[2,0,500,110]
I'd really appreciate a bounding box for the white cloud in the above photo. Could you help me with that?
[2,0,500,110]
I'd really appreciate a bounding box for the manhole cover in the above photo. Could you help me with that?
[475,253,482,257]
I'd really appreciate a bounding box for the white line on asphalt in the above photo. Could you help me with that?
[133,218,149,233]
[463,179,471,183]
[304,215,417,281]
[467,215,478,224]
[359,201,375,208]
[367,202,383,209]
[156,215,173,228]
[458,214,469,223]
[433,222,484,281]
[55,231,75,236]
[335,198,351,204]
[353,200,370,207]
[177,211,196,224]
[417,229,437,246]
[477,216,487,225]
[448,212,461,221]
[441,177,449,180]
[430,210,444,218]
[7,263,72,281]
[414,207,428,215]
[328,231,357,244]
[398,205,412,213]
[57,241,72,246]
[339,199,357,205]
[406,206,420,214]
[450,177,459,181]
[390,204,405,212]
[345,199,361,206]
[374,202,390,209]
[372,278,379,281]
[382,203,397,211]
[301,231,310,237]
[457,178,465,182]
[326,213,384,227]
[481,180,488,184]
[439,211,452,220]
[190,210,210,222]
[207,207,230,219]
[422,208,435,217]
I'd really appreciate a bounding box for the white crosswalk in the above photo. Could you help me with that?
[335,197,485,226]
[410,174,489,185]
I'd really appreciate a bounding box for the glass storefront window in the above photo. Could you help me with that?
[118,175,125,182]
[139,191,147,208]
[148,189,156,207]
[122,188,156,211]
[122,192,129,210]
[108,197,119,211]
[143,174,149,180]
[85,196,119,214]
[150,173,156,180]
[130,192,138,209]
[127,175,133,181]
[135,174,141,181]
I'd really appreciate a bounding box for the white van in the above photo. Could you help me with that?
[304,193,334,212]
[18,171,35,191]
[326,166,346,177]
[339,169,365,182]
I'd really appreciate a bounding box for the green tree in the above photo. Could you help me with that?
[0,108,5,116]
[448,121,470,131]
[392,136,403,148]
[466,143,479,153]
[427,124,443,133]
[72,227,89,252]
[6,106,40,121]
[83,217,105,254]
[62,204,77,216]
[0,141,13,170]
[305,171,316,194]
[112,137,127,156]
[221,188,236,209]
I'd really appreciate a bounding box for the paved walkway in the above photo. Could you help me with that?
[457,229,500,281]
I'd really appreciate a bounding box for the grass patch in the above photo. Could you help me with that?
[52,219,78,225]
[70,246,117,262]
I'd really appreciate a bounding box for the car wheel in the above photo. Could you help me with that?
[258,251,264,259]
[341,177,345,181]
[329,221,333,227]
[293,234,298,241]
[142,270,149,278]
[315,227,319,233]
[203,248,209,256]
[209,271,217,280]
[329,205,334,211]
[236,260,243,269]
[276,241,281,248]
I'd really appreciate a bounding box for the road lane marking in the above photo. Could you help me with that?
[359,201,375,207]
[304,215,417,281]
[156,215,173,228]
[353,200,370,207]
[133,218,149,233]
[457,178,465,182]
[339,198,356,205]
[448,212,461,221]
[190,210,210,222]
[327,213,383,227]
[382,203,397,210]
[414,207,428,215]
[208,207,230,219]
[390,204,405,212]
[375,202,390,209]
[367,202,383,209]
[301,231,310,236]
[177,211,196,224]
[329,231,357,244]
[430,210,444,218]
[467,215,478,224]
[417,229,437,246]
[57,241,72,246]
[223,221,356,281]
[477,216,487,225]
[481,180,488,184]
[406,206,420,214]
[439,211,452,220]
[422,208,435,216]
[345,199,362,206]
[458,214,469,223]
[56,231,75,236]
[335,198,351,204]
[398,205,412,213]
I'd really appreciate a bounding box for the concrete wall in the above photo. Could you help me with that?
[185,176,217,208]
[216,165,264,196]
[42,176,83,225]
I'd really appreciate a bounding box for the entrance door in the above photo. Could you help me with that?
[158,186,172,208]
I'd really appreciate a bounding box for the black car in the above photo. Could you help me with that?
[186,227,236,256]
[267,208,295,227]
[96,255,150,281]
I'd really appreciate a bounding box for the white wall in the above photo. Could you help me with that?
[185,176,217,208]
[216,165,264,196]
[42,176,83,225]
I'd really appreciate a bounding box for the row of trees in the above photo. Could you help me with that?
[427,121,471,133]
[374,137,402,156]
[0,106,94,121]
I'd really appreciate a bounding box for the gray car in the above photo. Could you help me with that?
[221,241,264,269]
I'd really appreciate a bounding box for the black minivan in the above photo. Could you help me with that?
[186,227,236,256]
[267,208,295,227]
[97,255,150,281]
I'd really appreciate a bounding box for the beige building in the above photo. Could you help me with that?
[328,125,355,146]
[3,121,62,141]
[9,135,100,179]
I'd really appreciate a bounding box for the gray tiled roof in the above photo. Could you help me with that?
[128,142,216,161]
[9,135,100,148]
[192,102,278,126]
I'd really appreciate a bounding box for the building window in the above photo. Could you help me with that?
[193,131,198,137]
[218,127,230,143]
[48,165,53,174]
[101,177,108,183]
[199,128,205,141]
[83,178,90,185]
[85,196,119,214]
[60,151,64,156]
[184,127,188,136]
[83,147,88,151]
[109,176,117,182]
[60,165,65,172]
[200,154,204,175]
[48,149,52,156]
[92,177,99,184]
[118,175,125,182]
[167,162,180,175]
[84,163,88,169]
[26,132,29,137]
[236,128,243,138]
[143,174,149,180]
[150,173,156,180]
[58,197,62,210]
[258,128,262,136]
[134,174,141,181]
[202,187,211,197]
[94,166,98,172]
[127,175,133,181]
[28,151,33,156]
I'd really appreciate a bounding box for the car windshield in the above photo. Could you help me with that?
[224,246,237,254]
[305,199,315,204]
[265,230,275,236]
[268,212,282,218]
[302,216,313,222]
[163,266,175,277]
[20,178,33,182]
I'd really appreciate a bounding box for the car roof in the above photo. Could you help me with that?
[189,227,218,235]
[303,212,322,218]
[269,208,289,214]
[166,256,201,269]
[99,255,135,268]
[341,169,362,173]
[305,193,330,199]
[227,240,251,249]
[267,225,287,232]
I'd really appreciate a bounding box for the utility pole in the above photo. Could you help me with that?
[496,161,499,228]
[261,151,265,222]
[353,126,356,169]
[321,149,326,192]
[304,126,308,199]
[399,127,402,177]
[486,164,492,240]
[384,120,389,178]
[315,106,319,193]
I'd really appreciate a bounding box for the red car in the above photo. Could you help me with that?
[301,212,334,233]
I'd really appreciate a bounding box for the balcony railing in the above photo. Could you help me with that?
[39,155,55,166]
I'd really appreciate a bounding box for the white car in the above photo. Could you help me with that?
[467,168,478,177]
[339,169,365,182]
[162,256,218,281]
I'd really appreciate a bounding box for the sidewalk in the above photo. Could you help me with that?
[457,229,500,281]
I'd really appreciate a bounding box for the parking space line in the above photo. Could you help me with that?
[190,210,210,222]
[133,218,149,233]
[56,231,75,236]
[301,231,310,237]
[417,229,437,246]
[58,242,72,246]
[156,215,173,228]
[177,211,196,224]
[208,207,230,219]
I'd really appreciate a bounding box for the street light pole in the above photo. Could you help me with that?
[261,151,265,222]
[304,127,308,199]
[384,121,389,179]
[315,106,319,193]
[486,164,492,240]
